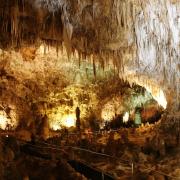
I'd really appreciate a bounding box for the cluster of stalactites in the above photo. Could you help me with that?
[0,0,137,73]
[0,0,179,109]
[134,0,179,110]
[34,0,66,12]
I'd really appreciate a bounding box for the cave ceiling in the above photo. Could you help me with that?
[0,0,179,110]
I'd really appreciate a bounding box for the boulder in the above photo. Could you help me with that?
[154,174,165,180]
[147,175,155,180]
[139,152,148,162]
[171,168,180,178]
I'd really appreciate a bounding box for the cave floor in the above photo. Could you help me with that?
[1,121,180,179]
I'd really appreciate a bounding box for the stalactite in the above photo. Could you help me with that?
[44,44,46,55]
[78,51,81,68]
[93,58,96,78]
[56,42,59,57]
[10,1,19,46]
[99,55,105,72]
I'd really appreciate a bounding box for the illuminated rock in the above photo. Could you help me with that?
[123,112,129,123]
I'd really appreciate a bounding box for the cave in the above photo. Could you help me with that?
[0,0,179,179]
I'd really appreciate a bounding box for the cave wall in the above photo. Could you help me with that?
[0,48,159,131]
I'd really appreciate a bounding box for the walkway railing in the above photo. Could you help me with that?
[20,139,180,179]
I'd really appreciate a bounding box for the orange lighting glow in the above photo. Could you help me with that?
[50,114,76,131]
